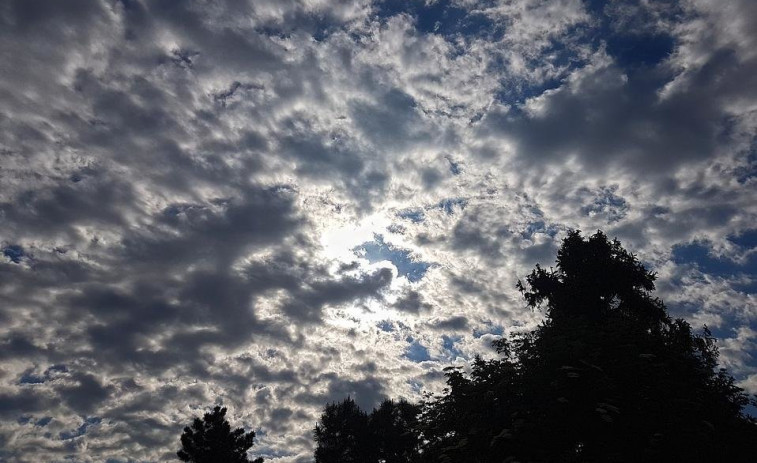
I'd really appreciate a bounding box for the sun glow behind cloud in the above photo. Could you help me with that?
[320,214,391,262]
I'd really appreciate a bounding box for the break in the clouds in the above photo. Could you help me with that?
[1,0,756,461]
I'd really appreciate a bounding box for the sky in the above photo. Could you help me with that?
[1,0,756,461]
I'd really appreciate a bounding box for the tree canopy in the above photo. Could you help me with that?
[419,230,757,462]
[177,406,263,463]
[314,397,421,463]
[314,230,757,462]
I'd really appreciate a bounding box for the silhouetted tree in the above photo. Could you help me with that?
[314,397,422,463]
[177,406,263,463]
[418,230,757,462]
[370,399,422,463]
[314,397,372,463]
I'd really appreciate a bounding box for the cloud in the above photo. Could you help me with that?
[0,0,756,461]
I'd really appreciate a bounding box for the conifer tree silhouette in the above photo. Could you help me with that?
[177,406,263,463]
[314,397,371,463]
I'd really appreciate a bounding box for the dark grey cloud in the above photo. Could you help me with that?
[280,266,393,321]
[58,372,114,415]
[392,289,433,314]
[295,374,387,412]
[0,172,135,240]
[426,315,469,332]
[0,388,55,418]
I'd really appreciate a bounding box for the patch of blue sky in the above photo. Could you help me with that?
[377,320,394,332]
[356,235,431,282]
[665,296,730,332]
[737,165,757,184]
[446,156,462,175]
[581,188,628,222]
[397,208,425,223]
[500,0,677,108]
[396,198,466,222]
[19,364,68,385]
[437,197,467,215]
[672,242,757,277]
[36,417,53,427]
[16,415,50,429]
[707,320,744,343]
[47,364,68,374]
[583,0,678,70]
[542,35,589,69]
[730,229,757,249]
[253,12,343,42]
[499,77,566,109]
[408,379,424,394]
[521,221,559,239]
[18,373,45,384]
[404,338,431,363]
[672,241,757,295]
[501,33,591,104]
[735,145,757,184]
[473,323,504,338]
[441,335,465,359]
[495,24,598,107]
[3,244,24,263]
[59,417,101,440]
[375,0,499,39]
[162,203,196,219]
[606,34,675,68]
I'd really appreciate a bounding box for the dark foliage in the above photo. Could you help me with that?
[314,397,370,463]
[314,397,421,463]
[177,406,263,463]
[313,231,756,462]
[371,399,423,463]
[418,230,757,462]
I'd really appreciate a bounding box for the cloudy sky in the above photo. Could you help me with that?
[1,0,756,461]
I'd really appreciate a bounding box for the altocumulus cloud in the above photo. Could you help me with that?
[1,0,756,461]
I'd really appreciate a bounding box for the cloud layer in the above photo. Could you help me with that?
[1,0,756,461]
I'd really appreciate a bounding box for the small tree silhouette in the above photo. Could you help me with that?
[177,406,263,463]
